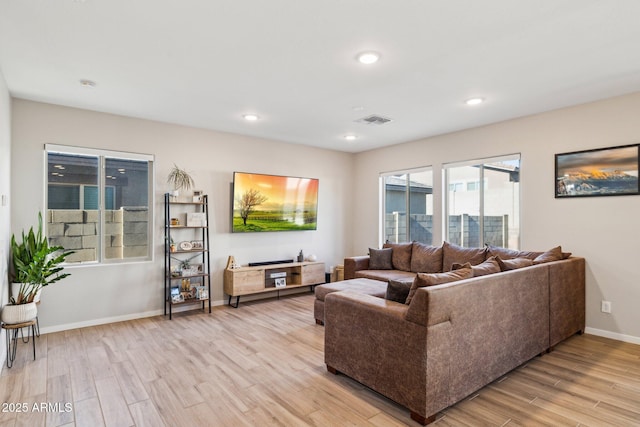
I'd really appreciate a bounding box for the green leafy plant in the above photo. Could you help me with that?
[167,164,195,191]
[10,212,74,304]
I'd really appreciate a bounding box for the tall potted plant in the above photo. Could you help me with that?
[2,213,73,324]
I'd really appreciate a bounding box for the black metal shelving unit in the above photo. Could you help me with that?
[164,193,211,319]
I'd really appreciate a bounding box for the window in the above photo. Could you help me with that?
[444,154,520,248]
[45,145,154,264]
[381,168,433,244]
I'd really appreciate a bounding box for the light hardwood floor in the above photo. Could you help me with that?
[1,293,640,426]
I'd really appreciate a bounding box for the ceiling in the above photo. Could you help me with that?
[1,1,640,153]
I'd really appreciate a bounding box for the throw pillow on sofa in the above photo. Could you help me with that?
[442,241,487,272]
[382,242,413,272]
[410,242,443,273]
[405,266,473,305]
[487,244,572,261]
[385,279,413,303]
[369,247,393,270]
[533,246,565,264]
[496,256,534,271]
[452,256,500,276]
[486,245,542,260]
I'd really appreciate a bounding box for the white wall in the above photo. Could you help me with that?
[352,92,640,343]
[0,68,11,370]
[11,99,353,332]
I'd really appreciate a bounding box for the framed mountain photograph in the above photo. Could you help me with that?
[555,144,639,198]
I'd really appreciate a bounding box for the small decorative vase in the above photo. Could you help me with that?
[1,302,38,324]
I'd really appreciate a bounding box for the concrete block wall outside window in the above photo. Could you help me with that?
[47,207,149,263]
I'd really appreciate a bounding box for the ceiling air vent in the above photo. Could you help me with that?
[355,114,393,125]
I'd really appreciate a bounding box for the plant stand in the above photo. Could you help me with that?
[2,319,37,368]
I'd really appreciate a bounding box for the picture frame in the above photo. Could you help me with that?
[190,240,204,250]
[187,212,207,227]
[189,262,203,273]
[555,144,639,198]
[171,287,184,303]
[197,286,208,300]
[275,277,287,288]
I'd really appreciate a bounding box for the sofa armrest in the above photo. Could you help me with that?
[324,292,429,414]
[344,256,370,280]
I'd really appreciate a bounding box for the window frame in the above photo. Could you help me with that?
[45,144,155,265]
[443,153,521,249]
[380,165,434,245]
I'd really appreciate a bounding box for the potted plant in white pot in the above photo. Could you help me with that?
[2,213,74,324]
[167,163,195,201]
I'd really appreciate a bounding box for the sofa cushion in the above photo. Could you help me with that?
[383,242,413,272]
[314,278,387,302]
[355,269,417,283]
[385,279,413,303]
[533,246,564,264]
[442,241,487,271]
[452,256,500,277]
[496,256,534,271]
[410,242,443,273]
[369,247,393,270]
[405,266,473,305]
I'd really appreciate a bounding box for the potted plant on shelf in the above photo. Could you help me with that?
[2,213,74,324]
[167,163,195,201]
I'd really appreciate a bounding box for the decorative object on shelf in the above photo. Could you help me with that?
[275,278,287,288]
[170,265,181,277]
[170,218,180,226]
[187,212,207,227]
[306,254,317,262]
[193,190,203,203]
[197,286,208,300]
[167,164,195,201]
[297,250,304,262]
[555,144,639,198]
[190,240,204,250]
[179,241,193,251]
[7,212,74,322]
[171,287,184,303]
[227,255,239,269]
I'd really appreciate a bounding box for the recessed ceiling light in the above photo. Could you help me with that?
[356,51,380,65]
[465,97,484,106]
[80,79,96,88]
[243,114,259,121]
[344,134,358,141]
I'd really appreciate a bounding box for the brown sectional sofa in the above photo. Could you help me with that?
[324,241,585,424]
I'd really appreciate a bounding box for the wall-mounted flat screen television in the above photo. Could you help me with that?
[232,172,319,232]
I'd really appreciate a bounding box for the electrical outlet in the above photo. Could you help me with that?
[601,300,612,313]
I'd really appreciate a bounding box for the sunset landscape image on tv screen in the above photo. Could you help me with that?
[232,172,319,232]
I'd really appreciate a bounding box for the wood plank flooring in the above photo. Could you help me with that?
[1,293,639,426]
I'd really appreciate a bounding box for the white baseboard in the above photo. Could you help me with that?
[39,298,226,335]
[585,327,640,345]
